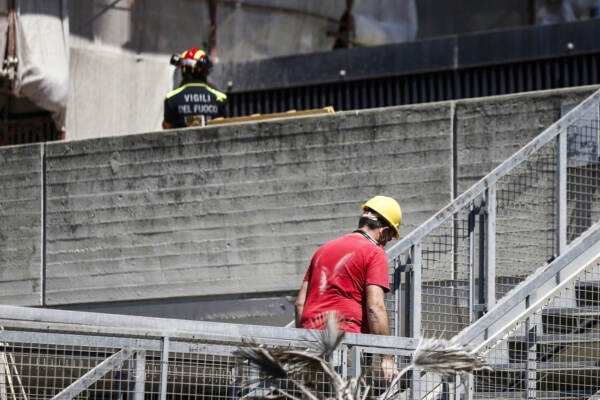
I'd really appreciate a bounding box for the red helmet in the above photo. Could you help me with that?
[177,47,212,73]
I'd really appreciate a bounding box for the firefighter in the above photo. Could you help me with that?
[295,195,402,383]
[162,48,227,129]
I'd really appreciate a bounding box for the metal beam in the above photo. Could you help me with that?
[0,306,419,351]
[51,348,133,400]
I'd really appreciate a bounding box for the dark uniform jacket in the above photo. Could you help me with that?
[164,81,227,128]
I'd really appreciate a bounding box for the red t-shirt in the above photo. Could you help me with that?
[300,233,390,333]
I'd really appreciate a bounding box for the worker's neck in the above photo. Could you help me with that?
[181,77,207,85]
[357,227,380,242]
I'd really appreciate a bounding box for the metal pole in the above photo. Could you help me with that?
[394,261,401,336]
[350,347,361,378]
[159,337,169,400]
[134,351,145,400]
[0,354,6,400]
[556,130,567,283]
[469,203,475,324]
[340,347,348,379]
[52,348,133,400]
[410,242,422,338]
[525,296,537,400]
[485,186,496,316]
[410,242,422,400]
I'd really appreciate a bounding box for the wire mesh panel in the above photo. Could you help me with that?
[418,210,474,339]
[0,340,136,400]
[475,260,600,400]
[495,138,557,297]
[566,104,600,244]
[161,344,239,400]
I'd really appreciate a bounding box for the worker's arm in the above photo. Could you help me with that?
[366,284,398,383]
[366,284,390,335]
[294,281,309,328]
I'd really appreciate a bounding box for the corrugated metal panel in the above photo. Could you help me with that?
[227,53,600,116]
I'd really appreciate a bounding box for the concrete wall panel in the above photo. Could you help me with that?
[44,103,453,305]
[0,144,42,305]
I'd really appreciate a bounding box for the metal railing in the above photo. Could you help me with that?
[461,222,600,400]
[386,88,600,340]
[1,222,598,400]
[0,305,421,400]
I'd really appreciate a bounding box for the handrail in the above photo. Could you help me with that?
[0,304,418,350]
[386,88,600,261]
[453,219,600,348]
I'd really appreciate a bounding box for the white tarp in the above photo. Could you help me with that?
[13,0,69,131]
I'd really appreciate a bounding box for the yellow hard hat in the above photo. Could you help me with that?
[361,196,402,238]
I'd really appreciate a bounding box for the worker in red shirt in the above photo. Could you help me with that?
[295,195,402,383]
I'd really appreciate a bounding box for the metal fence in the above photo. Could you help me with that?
[461,223,600,400]
[386,88,600,340]
[0,306,421,400]
[475,260,600,400]
[1,219,599,400]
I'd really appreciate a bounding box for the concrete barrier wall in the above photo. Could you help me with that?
[43,101,453,306]
[0,145,42,305]
[1,86,597,318]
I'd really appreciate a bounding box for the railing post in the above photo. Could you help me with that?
[409,242,422,400]
[134,350,145,400]
[340,347,348,379]
[525,295,538,400]
[394,259,401,336]
[468,203,476,324]
[0,355,6,400]
[484,186,496,318]
[349,347,361,378]
[409,242,422,338]
[556,130,567,282]
[159,336,169,400]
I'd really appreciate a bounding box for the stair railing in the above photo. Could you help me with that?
[387,88,600,343]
